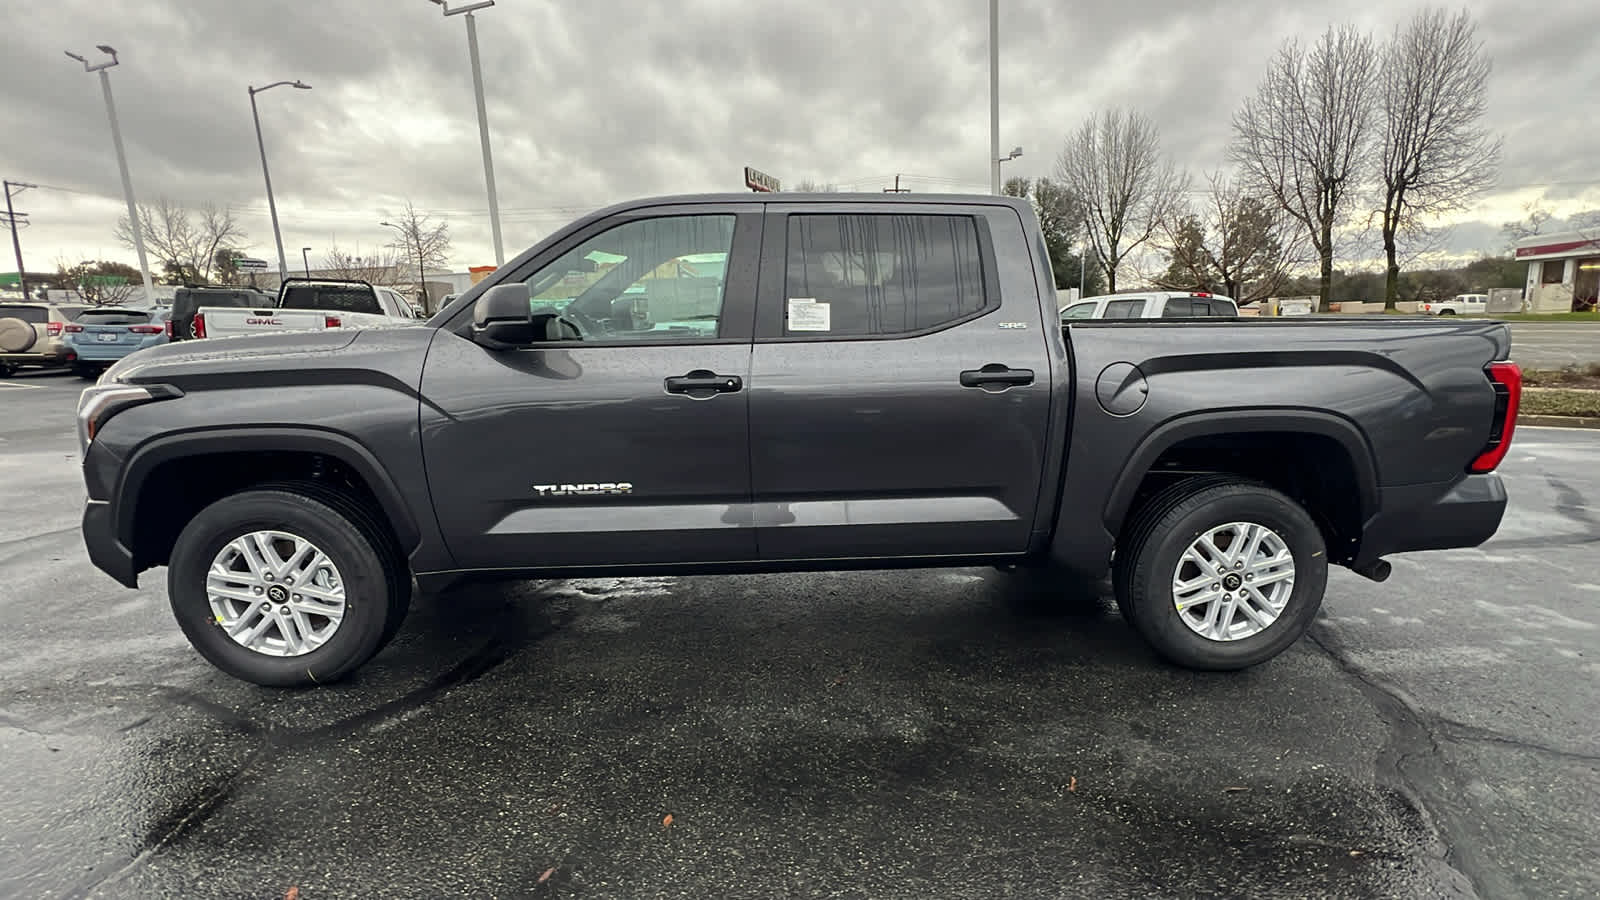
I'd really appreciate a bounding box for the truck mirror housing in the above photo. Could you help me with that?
[471,285,538,349]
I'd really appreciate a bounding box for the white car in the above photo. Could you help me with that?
[1060,291,1239,320]
[1421,294,1487,316]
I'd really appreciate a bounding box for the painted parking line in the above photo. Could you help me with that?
[0,380,45,390]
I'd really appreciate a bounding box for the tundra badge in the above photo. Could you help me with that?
[533,482,634,497]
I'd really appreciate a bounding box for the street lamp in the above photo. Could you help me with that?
[429,0,505,265]
[248,79,311,282]
[66,45,155,305]
[996,146,1023,186]
[302,247,312,277]
[381,220,428,313]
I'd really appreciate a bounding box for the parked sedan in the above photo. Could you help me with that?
[62,307,171,378]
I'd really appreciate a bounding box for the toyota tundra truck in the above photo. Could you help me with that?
[76,193,1520,686]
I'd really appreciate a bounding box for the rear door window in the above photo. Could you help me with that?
[782,213,991,337]
[1102,299,1144,319]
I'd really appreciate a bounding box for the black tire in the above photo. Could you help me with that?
[0,364,13,378]
[73,364,101,380]
[1438,308,1456,315]
[1113,478,1327,670]
[254,479,413,652]
[168,489,398,686]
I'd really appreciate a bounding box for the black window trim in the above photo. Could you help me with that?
[440,205,763,348]
[752,209,1004,343]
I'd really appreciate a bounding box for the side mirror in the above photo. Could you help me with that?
[472,284,538,349]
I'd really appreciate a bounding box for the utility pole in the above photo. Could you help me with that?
[3,181,33,299]
[882,175,909,193]
[989,0,1000,194]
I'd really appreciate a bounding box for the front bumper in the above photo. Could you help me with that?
[83,498,139,588]
[1354,474,1507,565]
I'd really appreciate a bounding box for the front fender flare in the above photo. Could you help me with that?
[115,426,423,556]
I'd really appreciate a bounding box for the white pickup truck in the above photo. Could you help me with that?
[193,278,422,339]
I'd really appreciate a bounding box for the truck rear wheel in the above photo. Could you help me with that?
[1114,478,1327,670]
[168,489,399,686]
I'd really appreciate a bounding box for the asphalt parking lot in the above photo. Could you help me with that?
[2,370,1596,899]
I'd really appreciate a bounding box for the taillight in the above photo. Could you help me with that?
[325,315,342,328]
[192,313,206,338]
[1468,362,1521,474]
[164,320,174,338]
[64,324,84,333]
[47,321,63,336]
[129,325,163,334]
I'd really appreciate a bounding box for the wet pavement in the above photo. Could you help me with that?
[1506,322,1600,370]
[2,371,1597,899]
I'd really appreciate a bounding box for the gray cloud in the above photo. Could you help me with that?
[3,0,1596,275]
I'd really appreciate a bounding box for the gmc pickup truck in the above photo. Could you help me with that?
[76,193,1521,687]
[189,277,420,340]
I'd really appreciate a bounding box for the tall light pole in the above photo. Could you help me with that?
[381,220,428,312]
[66,46,154,306]
[248,79,311,283]
[995,146,1022,190]
[989,0,1000,194]
[430,0,505,266]
[302,247,312,277]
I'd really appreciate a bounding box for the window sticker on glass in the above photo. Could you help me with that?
[787,297,831,331]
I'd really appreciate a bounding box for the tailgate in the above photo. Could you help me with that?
[198,306,328,338]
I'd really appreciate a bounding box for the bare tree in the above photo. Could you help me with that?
[1056,109,1187,292]
[382,201,453,313]
[1500,201,1553,250]
[1232,25,1377,311]
[320,242,401,285]
[55,259,137,306]
[1155,172,1306,305]
[1374,8,1501,306]
[114,198,247,284]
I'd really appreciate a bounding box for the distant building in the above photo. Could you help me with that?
[1514,231,1600,313]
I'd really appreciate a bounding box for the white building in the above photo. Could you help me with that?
[1514,231,1600,313]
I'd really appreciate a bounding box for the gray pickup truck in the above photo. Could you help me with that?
[77,193,1522,686]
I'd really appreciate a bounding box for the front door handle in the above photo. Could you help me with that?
[665,370,742,396]
[960,364,1034,389]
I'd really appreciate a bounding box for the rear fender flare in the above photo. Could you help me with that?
[1104,409,1380,535]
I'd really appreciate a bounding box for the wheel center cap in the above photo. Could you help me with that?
[266,585,289,603]
[1222,573,1243,592]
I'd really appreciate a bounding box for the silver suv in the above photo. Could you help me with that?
[0,302,88,376]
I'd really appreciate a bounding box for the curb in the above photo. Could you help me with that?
[1518,414,1600,429]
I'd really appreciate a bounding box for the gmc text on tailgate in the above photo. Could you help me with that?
[76,193,1520,686]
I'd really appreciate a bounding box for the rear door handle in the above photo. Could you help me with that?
[960,364,1034,389]
[665,370,743,395]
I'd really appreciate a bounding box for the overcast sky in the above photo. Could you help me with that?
[4,0,1596,277]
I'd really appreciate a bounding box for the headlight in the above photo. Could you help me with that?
[76,383,181,457]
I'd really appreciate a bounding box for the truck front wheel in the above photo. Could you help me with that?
[1114,479,1328,670]
[167,489,399,686]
